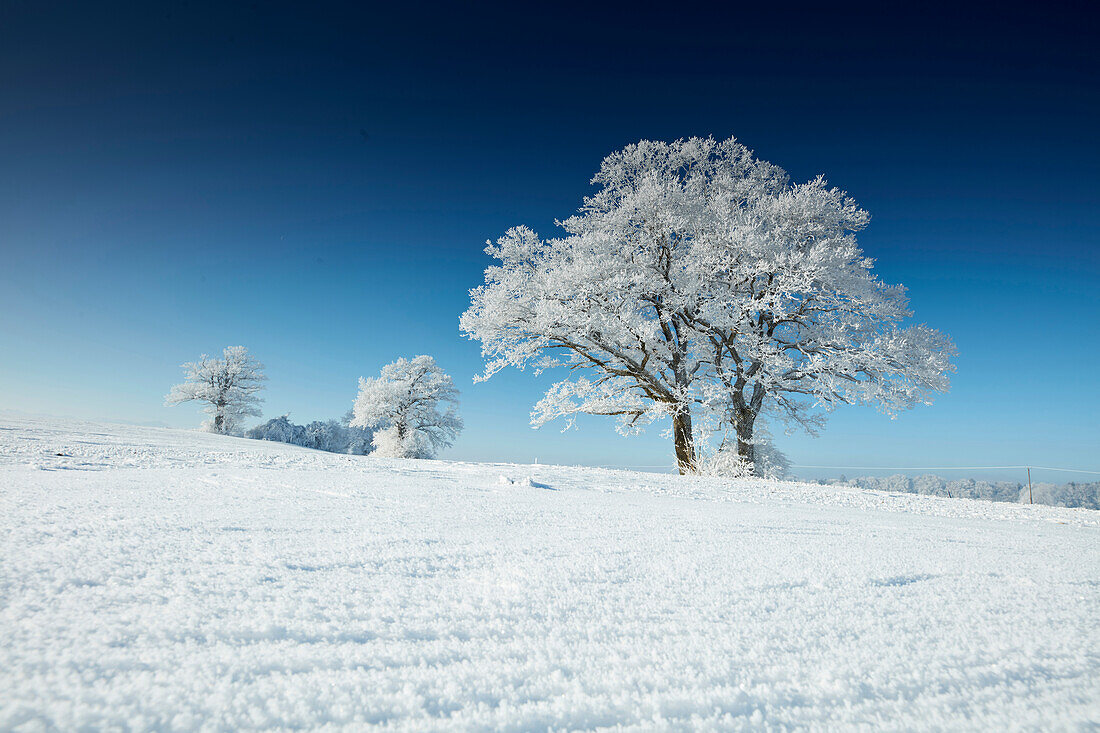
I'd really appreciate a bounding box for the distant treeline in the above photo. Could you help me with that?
[247,413,373,455]
[812,474,1099,510]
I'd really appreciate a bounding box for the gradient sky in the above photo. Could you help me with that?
[1,2,1097,481]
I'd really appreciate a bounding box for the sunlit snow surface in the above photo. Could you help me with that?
[2,416,1098,730]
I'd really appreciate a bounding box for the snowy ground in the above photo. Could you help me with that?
[1,416,1098,730]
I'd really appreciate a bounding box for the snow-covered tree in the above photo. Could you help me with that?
[165,346,266,434]
[301,421,338,451]
[247,414,304,444]
[351,356,463,459]
[461,136,956,475]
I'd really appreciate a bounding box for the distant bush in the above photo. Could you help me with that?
[247,415,304,444]
[247,412,373,455]
[815,474,1099,510]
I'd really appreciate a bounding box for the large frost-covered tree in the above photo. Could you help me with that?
[165,346,266,434]
[460,136,956,475]
[351,356,463,459]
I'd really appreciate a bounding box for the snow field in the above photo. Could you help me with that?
[1,416,1098,730]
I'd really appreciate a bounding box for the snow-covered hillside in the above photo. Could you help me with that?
[2,416,1098,730]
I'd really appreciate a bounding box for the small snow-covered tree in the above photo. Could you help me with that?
[301,421,338,451]
[165,346,266,434]
[351,356,463,459]
[461,136,956,475]
[247,414,304,444]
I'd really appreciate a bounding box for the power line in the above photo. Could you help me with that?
[1024,465,1100,475]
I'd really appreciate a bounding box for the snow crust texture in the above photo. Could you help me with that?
[2,416,1098,730]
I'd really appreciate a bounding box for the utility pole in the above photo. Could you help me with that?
[1027,466,1033,504]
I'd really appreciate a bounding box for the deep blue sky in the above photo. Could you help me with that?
[2,2,1097,480]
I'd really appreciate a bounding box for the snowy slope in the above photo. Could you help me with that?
[1,416,1098,730]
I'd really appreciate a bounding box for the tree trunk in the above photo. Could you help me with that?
[735,410,757,473]
[214,399,227,434]
[672,408,696,475]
